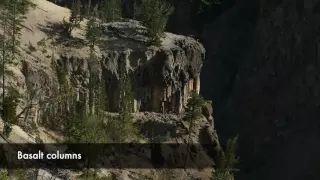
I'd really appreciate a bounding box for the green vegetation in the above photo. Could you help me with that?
[138,0,174,45]
[115,60,139,142]
[212,136,239,180]
[62,0,83,37]
[183,91,210,166]
[0,169,9,180]
[85,15,103,48]
[0,87,20,137]
[45,55,75,131]
[184,90,207,123]
[85,8,105,115]
[99,0,122,23]
[0,0,35,137]
[0,169,28,180]
[11,169,28,180]
[64,113,109,143]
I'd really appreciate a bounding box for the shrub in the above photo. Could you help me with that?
[212,136,239,180]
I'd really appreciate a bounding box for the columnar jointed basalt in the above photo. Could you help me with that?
[101,21,205,114]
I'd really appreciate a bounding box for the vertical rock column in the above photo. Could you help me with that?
[194,76,200,94]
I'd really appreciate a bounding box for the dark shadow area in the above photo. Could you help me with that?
[138,121,182,140]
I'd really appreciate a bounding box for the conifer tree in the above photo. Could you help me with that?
[138,0,174,45]
[0,0,35,137]
[108,60,138,142]
[99,0,122,23]
[85,5,105,115]
[62,0,83,37]
[85,16,102,48]
[212,136,239,180]
[183,91,207,167]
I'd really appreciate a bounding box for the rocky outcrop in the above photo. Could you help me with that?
[102,21,204,113]
[12,19,204,126]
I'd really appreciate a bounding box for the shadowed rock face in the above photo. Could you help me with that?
[167,0,320,180]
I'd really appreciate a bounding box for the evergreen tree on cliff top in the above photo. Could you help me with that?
[138,0,174,45]
[99,0,122,23]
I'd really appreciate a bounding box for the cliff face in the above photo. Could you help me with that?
[8,3,204,125]
[166,0,320,180]
[102,21,204,113]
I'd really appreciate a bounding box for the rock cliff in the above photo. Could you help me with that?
[102,21,204,113]
[5,0,205,125]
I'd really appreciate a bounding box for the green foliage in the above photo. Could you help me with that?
[184,90,206,123]
[1,87,20,137]
[99,0,122,23]
[183,91,207,166]
[0,0,34,57]
[0,0,34,137]
[0,0,35,79]
[12,169,28,180]
[212,136,239,180]
[85,17,103,48]
[0,169,9,180]
[62,0,83,37]
[138,0,174,45]
[44,55,75,131]
[64,108,109,168]
[65,114,109,143]
[107,61,139,142]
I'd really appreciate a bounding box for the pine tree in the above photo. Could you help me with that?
[99,0,122,23]
[85,6,104,115]
[85,16,102,48]
[138,0,174,45]
[62,0,83,37]
[0,0,35,137]
[212,136,239,180]
[183,91,207,167]
[108,60,138,142]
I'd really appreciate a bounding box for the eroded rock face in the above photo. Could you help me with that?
[101,21,205,114]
